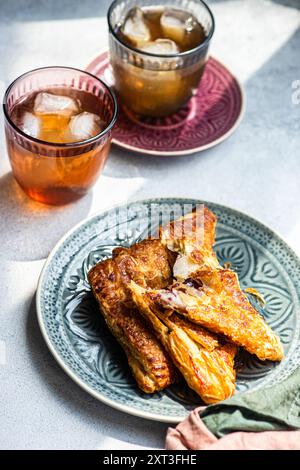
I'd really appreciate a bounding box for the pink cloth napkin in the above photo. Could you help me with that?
[165,407,300,450]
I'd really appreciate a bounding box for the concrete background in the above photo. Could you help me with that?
[0,0,299,449]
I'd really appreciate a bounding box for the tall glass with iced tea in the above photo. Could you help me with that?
[108,0,214,117]
[3,67,117,205]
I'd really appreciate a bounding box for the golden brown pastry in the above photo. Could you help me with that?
[113,239,176,289]
[158,207,283,362]
[88,255,176,393]
[144,268,284,362]
[103,237,237,403]
[88,205,283,404]
[160,206,219,279]
[128,281,237,404]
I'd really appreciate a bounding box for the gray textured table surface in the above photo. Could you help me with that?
[0,0,300,450]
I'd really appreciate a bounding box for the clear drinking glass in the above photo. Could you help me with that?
[107,0,214,117]
[3,67,117,205]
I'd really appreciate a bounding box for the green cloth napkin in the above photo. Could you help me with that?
[200,362,300,438]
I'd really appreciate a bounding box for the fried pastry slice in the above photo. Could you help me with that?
[113,239,176,289]
[146,269,284,362]
[88,257,176,393]
[168,313,220,352]
[129,281,237,404]
[160,206,219,279]
[159,207,283,361]
[112,239,176,346]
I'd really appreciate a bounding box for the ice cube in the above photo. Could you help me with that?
[160,8,195,44]
[140,38,179,55]
[18,112,40,138]
[122,7,151,47]
[34,92,80,116]
[68,112,104,141]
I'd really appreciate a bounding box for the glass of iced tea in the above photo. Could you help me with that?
[3,67,117,205]
[107,0,214,117]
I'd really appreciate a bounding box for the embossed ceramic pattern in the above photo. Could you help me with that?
[86,52,244,155]
[37,199,300,422]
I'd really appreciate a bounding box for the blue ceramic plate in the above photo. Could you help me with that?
[36,199,300,422]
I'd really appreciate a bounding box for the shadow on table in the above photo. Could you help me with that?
[26,293,168,449]
[3,0,299,23]
[103,99,233,182]
[103,144,209,179]
[0,172,92,262]
[0,0,113,21]
[271,0,300,8]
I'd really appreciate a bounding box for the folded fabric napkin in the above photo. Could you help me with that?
[166,357,300,450]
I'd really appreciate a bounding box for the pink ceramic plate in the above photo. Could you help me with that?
[86,52,245,156]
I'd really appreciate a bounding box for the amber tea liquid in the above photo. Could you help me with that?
[111,5,208,116]
[7,88,110,205]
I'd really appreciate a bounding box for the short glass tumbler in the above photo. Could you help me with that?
[108,0,214,117]
[3,67,117,205]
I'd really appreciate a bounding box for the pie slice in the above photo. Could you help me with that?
[160,206,219,279]
[145,268,284,362]
[88,241,176,394]
[112,238,177,289]
[129,281,237,404]
[158,207,284,362]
